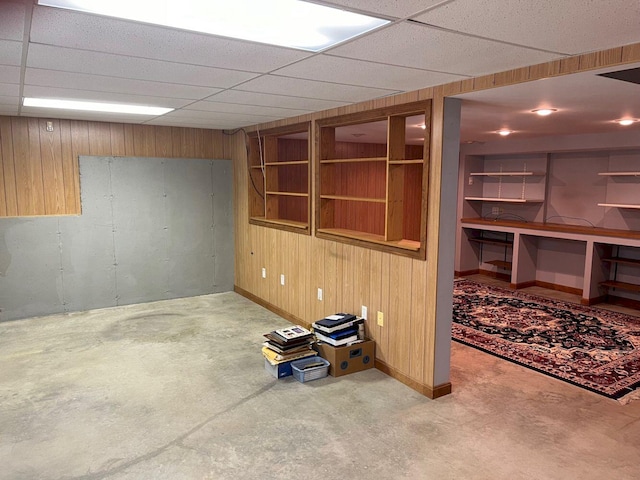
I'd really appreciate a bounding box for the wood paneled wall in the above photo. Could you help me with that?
[0,117,226,217]
[230,42,640,398]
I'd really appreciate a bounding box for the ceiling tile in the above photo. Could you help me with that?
[144,117,248,130]
[417,0,640,54]
[314,0,444,18]
[0,107,19,115]
[329,22,563,76]
[24,68,222,100]
[185,101,310,117]
[0,83,19,96]
[0,40,23,66]
[0,65,20,84]
[0,2,26,42]
[273,54,468,91]
[161,109,282,124]
[30,6,311,73]
[236,75,399,102]
[0,95,19,107]
[208,90,349,111]
[23,85,193,109]
[26,44,259,89]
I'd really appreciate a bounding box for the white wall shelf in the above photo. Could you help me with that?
[464,197,544,203]
[597,203,640,209]
[469,171,545,177]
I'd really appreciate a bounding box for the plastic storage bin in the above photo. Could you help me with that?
[291,356,330,383]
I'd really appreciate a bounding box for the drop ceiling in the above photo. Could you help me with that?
[0,0,639,138]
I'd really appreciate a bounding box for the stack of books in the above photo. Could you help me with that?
[262,325,316,366]
[312,313,364,347]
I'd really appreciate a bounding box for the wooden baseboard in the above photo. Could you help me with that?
[455,269,479,277]
[511,280,536,289]
[478,269,510,282]
[233,285,312,329]
[375,359,452,399]
[234,285,452,399]
[534,280,582,296]
[605,294,640,310]
[581,295,607,306]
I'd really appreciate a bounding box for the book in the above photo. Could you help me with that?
[314,313,357,330]
[274,325,313,341]
[262,346,316,365]
[314,328,359,347]
[262,341,313,355]
[313,316,363,334]
[264,332,313,347]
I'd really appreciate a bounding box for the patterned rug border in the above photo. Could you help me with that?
[453,279,640,401]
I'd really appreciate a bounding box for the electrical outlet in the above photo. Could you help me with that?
[377,311,384,327]
[491,206,504,215]
[317,288,323,301]
[361,305,368,320]
[261,267,266,279]
[280,274,285,286]
[468,176,474,185]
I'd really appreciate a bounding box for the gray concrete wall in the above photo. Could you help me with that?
[0,156,234,322]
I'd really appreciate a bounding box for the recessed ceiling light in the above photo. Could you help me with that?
[496,129,513,136]
[37,0,390,52]
[531,108,557,116]
[617,119,637,126]
[23,98,174,116]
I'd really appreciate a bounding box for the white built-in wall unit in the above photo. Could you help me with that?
[453,60,640,310]
[455,129,640,309]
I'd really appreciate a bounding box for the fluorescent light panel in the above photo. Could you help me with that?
[38,0,390,52]
[23,98,173,115]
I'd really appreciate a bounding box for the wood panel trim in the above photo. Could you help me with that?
[234,285,312,329]
[375,359,451,399]
[0,116,228,217]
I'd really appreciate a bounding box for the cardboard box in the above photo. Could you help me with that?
[315,339,375,377]
[264,359,293,379]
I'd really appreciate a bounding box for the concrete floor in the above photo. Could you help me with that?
[1,291,640,480]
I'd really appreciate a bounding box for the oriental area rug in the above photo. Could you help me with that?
[452,279,640,401]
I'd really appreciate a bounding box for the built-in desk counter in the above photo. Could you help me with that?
[459,218,640,306]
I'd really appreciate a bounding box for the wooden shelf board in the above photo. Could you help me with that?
[598,203,640,209]
[320,195,386,203]
[602,257,640,267]
[250,216,308,229]
[464,197,544,203]
[485,260,513,270]
[250,165,263,169]
[317,228,420,251]
[265,191,308,197]
[389,159,424,165]
[600,280,640,293]
[469,237,513,247]
[264,161,308,166]
[320,157,386,164]
[469,171,545,177]
[598,172,640,176]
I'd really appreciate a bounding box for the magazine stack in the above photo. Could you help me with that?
[312,313,364,346]
[262,325,316,378]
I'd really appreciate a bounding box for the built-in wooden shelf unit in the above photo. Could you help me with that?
[315,100,431,258]
[248,122,311,234]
